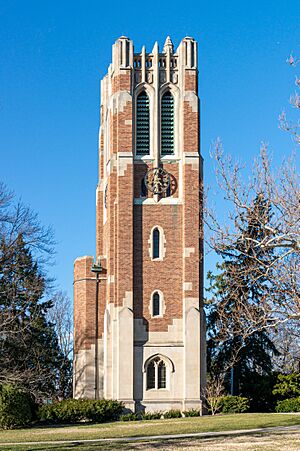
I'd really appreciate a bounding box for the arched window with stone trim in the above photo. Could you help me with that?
[149,226,166,262]
[152,291,160,316]
[136,91,150,155]
[161,91,174,155]
[146,356,170,390]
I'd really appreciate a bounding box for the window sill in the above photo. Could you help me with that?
[134,155,154,162]
[145,388,169,392]
[160,155,180,162]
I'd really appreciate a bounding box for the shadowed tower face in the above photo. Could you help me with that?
[73,36,206,412]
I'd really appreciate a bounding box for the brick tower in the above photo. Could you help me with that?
[73,36,206,412]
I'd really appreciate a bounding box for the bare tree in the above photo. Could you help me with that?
[0,181,54,266]
[202,377,225,415]
[206,144,300,330]
[205,54,300,366]
[0,182,60,400]
[279,53,300,145]
[271,321,300,373]
[47,290,73,361]
[46,291,73,399]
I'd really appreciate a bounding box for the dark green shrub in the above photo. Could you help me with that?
[163,409,182,419]
[0,385,32,429]
[38,403,57,423]
[54,399,90,423]
[141,411,162,420]
[273,373,300,399]
[276,397,300,413]
[38,399,123,424]
[119,413,139,421]
[219,396,250,414]
[87,399,123,423]
[183,409,200,417]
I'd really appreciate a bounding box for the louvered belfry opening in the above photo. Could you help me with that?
[161,91,174,155]
[136,91,150,155]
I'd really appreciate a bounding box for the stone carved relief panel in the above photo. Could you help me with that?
[146,72,153,84]
[135,72,141,83]
[171,72,178,84]
[159,71,166,84]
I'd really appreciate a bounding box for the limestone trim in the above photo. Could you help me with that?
[74,255,94,263]
[183,282,193,291]
[183,152,200,170]
[134,198,182,205]
[143,354,175,373]
[111,91,132,114]
[184,247,195,258]
[117,152,133,176]
[138,342,184,347]
[107,275,115,284]
[184,91,198,113]
[148,225,166,261]
[134,318,183,344]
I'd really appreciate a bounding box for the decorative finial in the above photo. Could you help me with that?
[152,41,159,53]
[163,36,174,53]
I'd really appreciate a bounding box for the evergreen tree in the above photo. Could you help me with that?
[0,234,66,401]
[206,194,279,406]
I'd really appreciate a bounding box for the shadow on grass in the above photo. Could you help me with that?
[22,421,112,430]
[1,440,195,451]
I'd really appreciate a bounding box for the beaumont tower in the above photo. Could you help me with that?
[73,36,206,412]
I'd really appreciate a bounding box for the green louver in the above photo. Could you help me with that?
[136,91,150,155]
[161,92,174,155]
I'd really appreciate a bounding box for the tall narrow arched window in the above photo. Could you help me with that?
[158,361,166,388]
[146,361,155,389]
[152,292,160,317]
[161,92,174,155]
[152,228,160,259]
[136,91,150,155]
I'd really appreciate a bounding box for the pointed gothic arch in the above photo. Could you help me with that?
[144,354,174,390]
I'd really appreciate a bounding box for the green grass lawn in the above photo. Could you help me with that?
[0,413,300,450]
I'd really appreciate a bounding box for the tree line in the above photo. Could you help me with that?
[0,182,72,402]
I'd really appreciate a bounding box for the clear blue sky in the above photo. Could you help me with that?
[1,0,299,300]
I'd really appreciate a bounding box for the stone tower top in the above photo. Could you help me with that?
[110,36,197,74]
